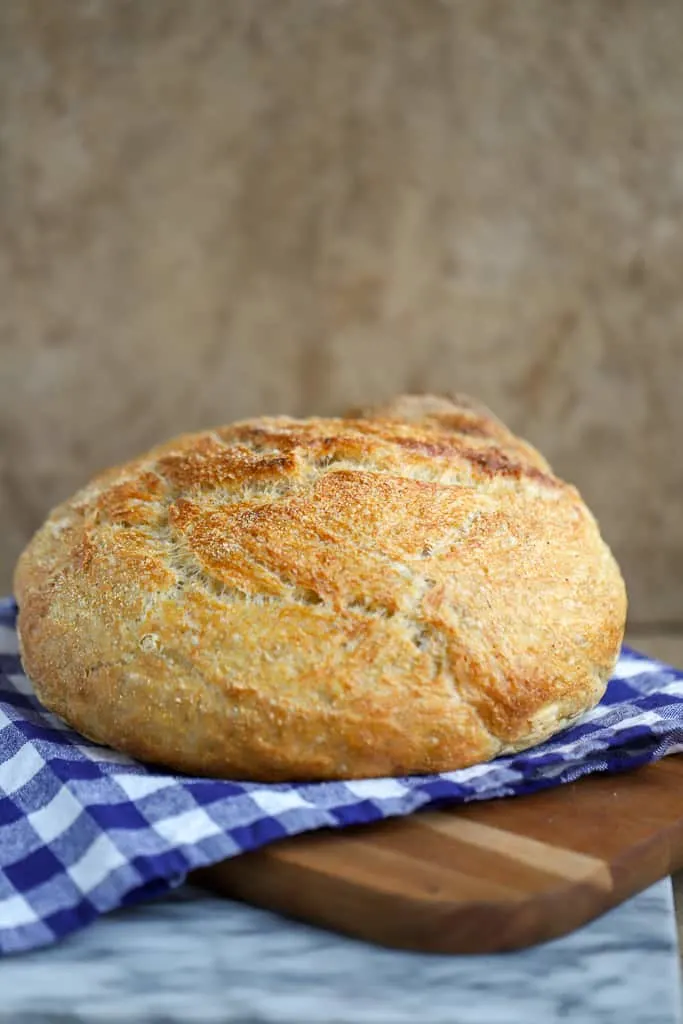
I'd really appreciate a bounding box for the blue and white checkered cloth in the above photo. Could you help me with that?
[2,594,683,955]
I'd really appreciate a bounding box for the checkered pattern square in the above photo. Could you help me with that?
[2,595,683,954]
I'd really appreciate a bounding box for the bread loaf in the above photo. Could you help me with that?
[14,394,626,780]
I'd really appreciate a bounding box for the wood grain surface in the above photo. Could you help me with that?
[194,756,683,953]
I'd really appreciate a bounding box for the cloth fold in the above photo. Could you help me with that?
[1,595,682,954]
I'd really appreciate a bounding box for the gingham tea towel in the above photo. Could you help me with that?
[2,595,683,954]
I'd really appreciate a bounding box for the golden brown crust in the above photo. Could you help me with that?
[14,394,627,780]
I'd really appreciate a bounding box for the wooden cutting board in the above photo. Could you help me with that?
[192,756,683,954]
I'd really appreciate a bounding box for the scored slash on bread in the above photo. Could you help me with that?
[14,394,626,781]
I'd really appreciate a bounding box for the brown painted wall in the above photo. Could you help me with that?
[1,1,682,623]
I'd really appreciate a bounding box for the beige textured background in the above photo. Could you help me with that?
[1,0,683,628]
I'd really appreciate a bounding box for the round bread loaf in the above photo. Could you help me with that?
[14,394,626,781]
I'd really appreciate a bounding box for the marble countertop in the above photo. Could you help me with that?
[1,879,681,1024]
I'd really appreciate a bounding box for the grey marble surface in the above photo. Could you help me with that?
[0,881,680,1024]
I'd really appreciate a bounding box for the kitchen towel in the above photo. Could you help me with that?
[2,595,683,954]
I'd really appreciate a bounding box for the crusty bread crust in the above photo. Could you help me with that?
[14,394,626,780]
